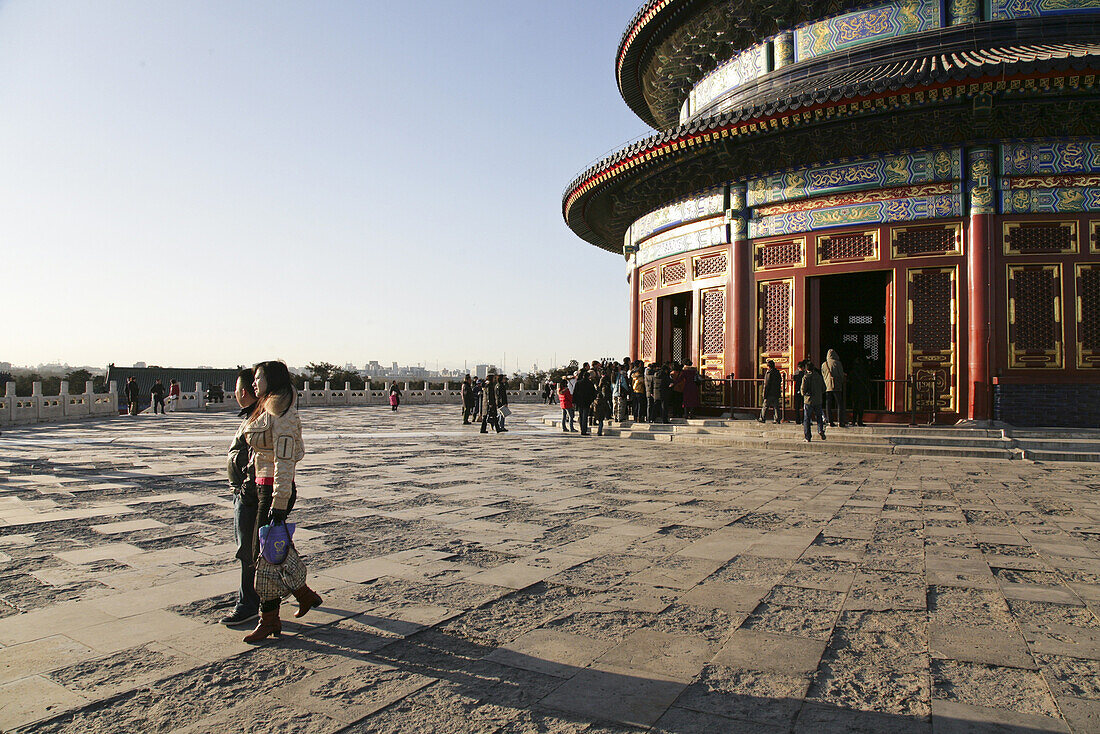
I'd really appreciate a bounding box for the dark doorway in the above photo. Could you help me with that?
[658,292,692,364]
[812,271,891,381]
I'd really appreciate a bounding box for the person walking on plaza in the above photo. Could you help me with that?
[167,379,181,412]
[821,348,846,427]
[572,370,596,436]
[124,376,141,416]
[801,359,827,442]
[681,361,701,420]
[848,356,871,427]
[495,374,509,432]
[791,361,807,417]
[461,375,475,425]
[480,376,499,433]
[670,363,685,419]
[612,364,630,422]
[471,379,482,422]
[644,364,657,422]
[631,361,647,421]
[389,382,402,412]
[653,364,672,424]
[151,378,166,414]
[759,360,782,424]
[558,381,576,432]
[242,360,322,643]
[221,368,261,627]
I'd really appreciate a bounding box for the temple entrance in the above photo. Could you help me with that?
[809,271,891,383]
[657,292,692,364]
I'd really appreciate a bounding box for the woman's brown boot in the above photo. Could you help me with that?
[292,586,323,618]
[243,609,281,643]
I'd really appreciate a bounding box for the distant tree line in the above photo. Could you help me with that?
[4,369,108,397]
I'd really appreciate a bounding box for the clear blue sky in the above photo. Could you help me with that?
[0,0,652,372]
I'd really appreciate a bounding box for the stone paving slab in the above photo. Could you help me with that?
[0,404,1099,732]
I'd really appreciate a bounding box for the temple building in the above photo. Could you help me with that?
[563,0,1100,426]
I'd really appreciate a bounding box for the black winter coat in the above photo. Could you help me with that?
[572,377,596,409]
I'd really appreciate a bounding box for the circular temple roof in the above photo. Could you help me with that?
[617,0,884,128]
[573,34,1100,252]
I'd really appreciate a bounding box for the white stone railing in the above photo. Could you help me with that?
[0,381,119,427]
[0,379,545,428]
[295,381,543,408]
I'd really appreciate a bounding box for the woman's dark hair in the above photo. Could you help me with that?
[253,360,295,415]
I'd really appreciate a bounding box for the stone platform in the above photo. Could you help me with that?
[1,405,1099,732]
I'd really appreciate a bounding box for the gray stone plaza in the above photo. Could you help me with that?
[1,405,1099,732]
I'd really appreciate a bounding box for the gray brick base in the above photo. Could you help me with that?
[994,383,1100,427]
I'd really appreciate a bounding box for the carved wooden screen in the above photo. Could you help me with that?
[662,260,687,287]
[754,238,805,270]
[640,299,656,362]
[699,287,726,378]
[641,268,658,292]
[891,223,962,258]
[1008,264,1063,368]
[757,279,794,376]
[694,252,728,279]
[906,267,957,411]
[1077,264,1100,369]
[818,231,878,264]
[1003,222,1077,255]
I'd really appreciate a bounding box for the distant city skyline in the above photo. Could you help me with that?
[0,1,648,367]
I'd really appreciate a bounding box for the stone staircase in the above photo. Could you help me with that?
[539,415,1100,463]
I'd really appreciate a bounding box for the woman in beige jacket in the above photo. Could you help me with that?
[242,360,322,643]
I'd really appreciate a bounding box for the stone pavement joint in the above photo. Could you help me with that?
[0,404,1098,732]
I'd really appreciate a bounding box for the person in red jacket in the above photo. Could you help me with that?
[558,382,576,433]
[168,379,182,412]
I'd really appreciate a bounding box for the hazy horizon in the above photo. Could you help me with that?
[1,1,650,368]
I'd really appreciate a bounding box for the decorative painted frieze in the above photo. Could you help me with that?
[630,187,725,246]
[687,45,767,117]
[749,188,962,238]
[1001,140,1100,175]
[748,148,961,208]
[1001,187,1100,213]
[990,0,1100,21]
[794,0,942,62]
[636,220,729,266]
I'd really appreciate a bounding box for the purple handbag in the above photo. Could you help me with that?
[259,522,296,564]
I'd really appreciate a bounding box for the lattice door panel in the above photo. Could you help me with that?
[640,300,656,362]
[906,267,957,412]
[699,288,726,369]
[1076,264,1100,368]
[1008,264,1063,368]
[1004,222,1078,255]
[757,279,793,378]
[641,269,658,292]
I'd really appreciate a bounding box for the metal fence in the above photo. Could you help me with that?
[699,375,942,425]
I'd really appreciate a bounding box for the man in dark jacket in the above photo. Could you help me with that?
[151,379,166,414]
[480,377,499,433]
[801,360,827,442]
[124,376,141,416]
[460,375,475,425]
[652,365,672,424]
[223,368,260,626]
[572,371,597,436]
[759,360,782,424]
[495,374,509,432]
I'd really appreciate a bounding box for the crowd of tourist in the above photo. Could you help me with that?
[506,351,873,444]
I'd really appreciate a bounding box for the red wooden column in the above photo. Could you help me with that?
[967,147,996,420]
[628,254,640,361]
[729,183,754,379]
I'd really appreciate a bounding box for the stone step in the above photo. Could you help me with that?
[543,415,1097,462]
